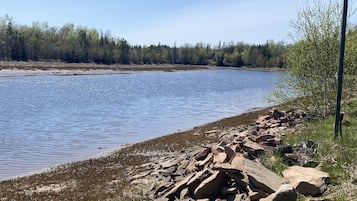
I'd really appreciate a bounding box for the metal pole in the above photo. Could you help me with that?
[334,0,348,138]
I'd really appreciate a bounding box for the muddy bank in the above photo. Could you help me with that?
[0,61,209,74]
[0,107,275,200]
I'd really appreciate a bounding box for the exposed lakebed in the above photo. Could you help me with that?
[0,68,280,179]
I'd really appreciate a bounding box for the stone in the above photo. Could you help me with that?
[177,160,190,175]
[272,108,284,119]
[180,187,189,200]
[254,134,275,144]
[195,147,211,161]
[160,165,178,177]
[283,153,298,166]
[244,159,288,194]
[221,186,238,195]
[226,193,246,201]
[161,159,179,169]
[213,155,244,174]
[224,146,236,163]
[213,152,227,163]
[163,173,195,199]
[242,140,265,158]
[185,161,198,174]
[282,166,329,196]
[229,143,241,153]
[196,153,213,168]
[155,183,174,198]
[260,184,297,201]
[154,198,169,201]
[187,169,212,194]
[278,144,293,156]
[248,185,269,200]
[194,171,228,199]
[265,137,282,147]
[257,115,271,123]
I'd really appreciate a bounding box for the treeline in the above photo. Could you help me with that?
[0,16,287,67]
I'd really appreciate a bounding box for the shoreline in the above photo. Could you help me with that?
[0,61,209,74]
[0,106,269,182]
[0,106,275,200]
[0,61,285,77]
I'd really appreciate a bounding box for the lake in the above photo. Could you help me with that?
[0,68,281,180]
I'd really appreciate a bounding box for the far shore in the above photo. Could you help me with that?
[0,61,209,74]
[0,61,285,77]
[0,106,274,200]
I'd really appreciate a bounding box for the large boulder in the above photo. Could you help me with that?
[282,166,329,196]
[244,159,288,194]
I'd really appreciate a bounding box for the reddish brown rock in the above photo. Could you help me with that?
[196,153,213,168]
[213,155,244,174]
[187,169,212,194]
[248,185,269,200]
[163,173,195,199]
[244,159,288,194]
[260,184,297,201]
[195,147,211,161]
[224,146,236,163]
[242,140,265,157]
[194,171,229,199]
[282,166,329,196]
[213,152,227,163]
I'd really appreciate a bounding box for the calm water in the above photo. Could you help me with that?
[0,68,280,179]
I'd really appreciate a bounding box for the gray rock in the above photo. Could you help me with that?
[161,159,179,169]
[278,144,293,156]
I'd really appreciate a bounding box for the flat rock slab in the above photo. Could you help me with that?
[282,166,329,196]
[194,170,228,199]
[244,159,288,194]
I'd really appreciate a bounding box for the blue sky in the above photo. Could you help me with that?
[1,0,356,46]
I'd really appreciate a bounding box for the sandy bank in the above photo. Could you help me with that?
[0,61,209,77]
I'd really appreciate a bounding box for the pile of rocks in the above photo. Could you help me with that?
[127,109,330,201]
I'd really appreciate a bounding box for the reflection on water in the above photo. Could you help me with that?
[0,68,280,179]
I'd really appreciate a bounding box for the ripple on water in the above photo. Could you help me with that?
[0,69,281,179]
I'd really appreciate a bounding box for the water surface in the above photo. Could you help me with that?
[0,68,280,179]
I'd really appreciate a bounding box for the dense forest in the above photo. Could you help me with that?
[0,16,287,67]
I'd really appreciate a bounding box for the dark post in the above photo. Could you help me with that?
[334,0,348,138]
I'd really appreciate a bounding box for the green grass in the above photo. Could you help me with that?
[261,100,357,200]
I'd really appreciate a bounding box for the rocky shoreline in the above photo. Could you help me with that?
[125,109,330,201]
[0,107,330,200]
